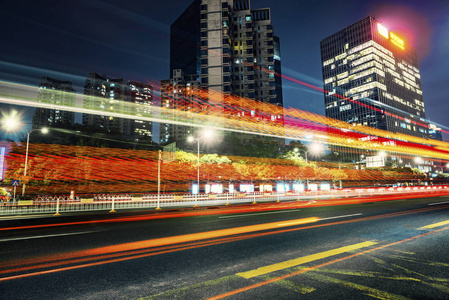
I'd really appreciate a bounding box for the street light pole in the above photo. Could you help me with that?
[197,138,200,192]
[294,148,309,188]
[195,138,200,208]
[22,128,48,196]
[1,115,48,197]
[157,150,162,210]
[22,129,31,196]
[188,129,214,208]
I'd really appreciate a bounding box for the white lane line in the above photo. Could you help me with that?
[0,231,94,242]
[319,213,363,221]
[218,209,302,219]
[428,201,449,206]
[0,214,55,220]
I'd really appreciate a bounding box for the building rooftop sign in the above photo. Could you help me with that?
[377,22,405,50]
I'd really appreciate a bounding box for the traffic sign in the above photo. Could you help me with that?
[12,180,20,186]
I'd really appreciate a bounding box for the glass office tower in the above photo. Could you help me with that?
[320,16,428,139]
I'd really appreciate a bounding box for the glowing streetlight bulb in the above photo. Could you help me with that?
[309,143,323,155]
[203,128,214,139]
[2,116,20,131]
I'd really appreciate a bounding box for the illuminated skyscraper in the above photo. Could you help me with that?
[165,0,283,150]
[129,81,154,141]
[33,77,76,129]
[159,69,199,145]
[83,72,153,138]
[320,16,428,139]
[171,0,282,106]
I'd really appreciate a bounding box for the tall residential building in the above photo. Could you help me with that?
[172,0,281,103]
[166,0,283,146]
[160,69,200,145]
[83,72,153,139]
[32,77,76,129]
[320,16,428,140]
[129,81,154,141]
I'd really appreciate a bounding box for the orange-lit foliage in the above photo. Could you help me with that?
[1,142,427,195]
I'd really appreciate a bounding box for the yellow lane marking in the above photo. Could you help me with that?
[236,241,377,279]
[419,220,449,229]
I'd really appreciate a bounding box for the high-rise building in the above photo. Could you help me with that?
[160,69,200,145]
[320,16,428,139]
[83,72,153,138]
[129,81,154,141]
[32,77,76,129]
[166,0,283,147]
[172,0,281,103]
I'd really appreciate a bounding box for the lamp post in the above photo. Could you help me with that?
[1,115,48,197]
[294,147,308,189]
[22,128,48,196]
[156,150,162,210]
[294,143,323,189]
[188,129,214,207]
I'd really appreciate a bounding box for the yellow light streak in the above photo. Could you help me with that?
[2,81,449,160]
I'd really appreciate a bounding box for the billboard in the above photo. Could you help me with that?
[366,155,385,168]
[240,184,254,193]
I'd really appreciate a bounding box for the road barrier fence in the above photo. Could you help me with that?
[1,185,448,216]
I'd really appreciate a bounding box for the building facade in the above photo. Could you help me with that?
[83,72,153,139]
[160,69,200,145]
[320,16,428,139]
[171,0,282,103]
[165,0,283,147]
[129,81,154,141]
[32,77,76,129]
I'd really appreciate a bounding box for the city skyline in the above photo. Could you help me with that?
[1,0,448,139]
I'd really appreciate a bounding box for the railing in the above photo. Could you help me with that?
[1,185,448,216]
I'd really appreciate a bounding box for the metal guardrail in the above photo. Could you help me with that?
[1,185,448,216]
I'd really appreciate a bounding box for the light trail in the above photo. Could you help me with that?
[218,209,302,219]
[0,231,94,242]
[1,203,448,282]
[207,226,449,300]
[2,80,449,160]
[428,200,449,206]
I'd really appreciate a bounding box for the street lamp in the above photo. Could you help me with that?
[1,115,48,196]
[294,143,323,189]
[188,129,214,207]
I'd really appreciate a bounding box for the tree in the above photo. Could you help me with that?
[175,150,197,163]
[200,153,231,164]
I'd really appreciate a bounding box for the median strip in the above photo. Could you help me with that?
[236,241,377,279]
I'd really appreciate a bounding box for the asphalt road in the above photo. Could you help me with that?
[1,195,449,299]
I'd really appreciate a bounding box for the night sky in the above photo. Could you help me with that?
[1,0,448,138]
